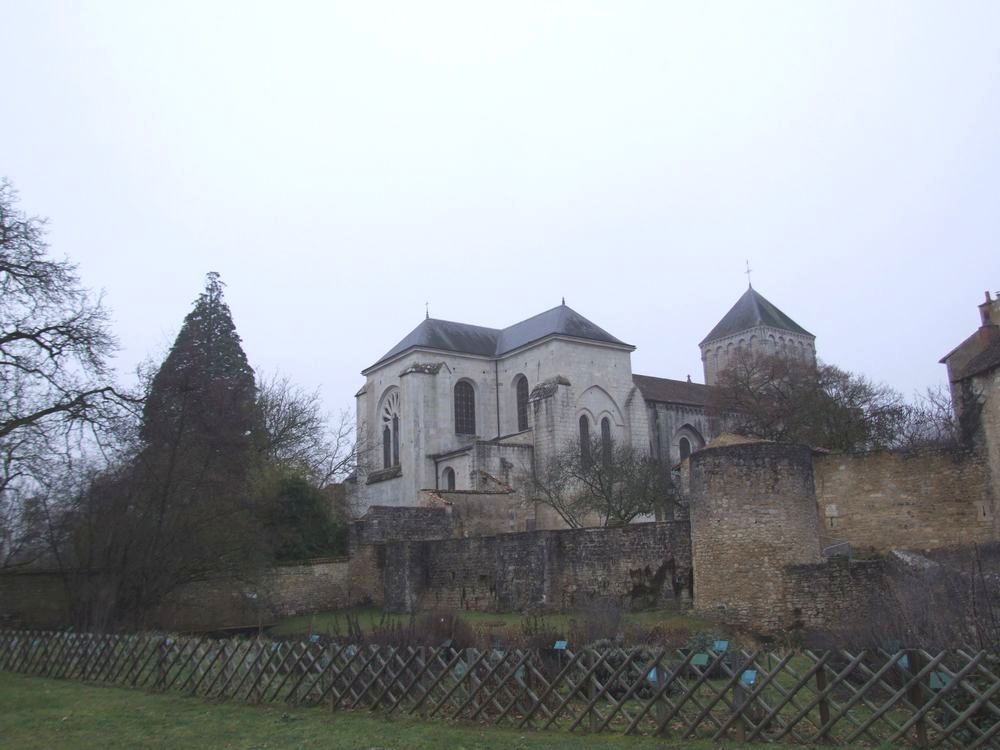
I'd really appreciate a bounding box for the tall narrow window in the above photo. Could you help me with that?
[443,467,456,490]
[392,414,400,466]
[679,437,691,461]
[515,375,529,432]
[579,415,591,465]
[454,381,476,435]
[601,417,612,465]
[379,389,401,469]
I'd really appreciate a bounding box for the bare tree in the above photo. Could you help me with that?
[256,371,357,486]
[896,384,962,448]
[0,179,132,569]
[525,447,591,529]
[708,349,911,451]
[529,436,676,528]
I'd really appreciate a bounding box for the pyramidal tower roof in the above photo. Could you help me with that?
[700,287,813,346]
[366,303,630,372]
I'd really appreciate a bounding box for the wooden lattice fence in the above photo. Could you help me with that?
[2,630,999,747]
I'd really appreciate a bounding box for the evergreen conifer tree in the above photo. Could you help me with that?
[141,272,260,494]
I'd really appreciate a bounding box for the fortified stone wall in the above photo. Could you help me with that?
[422,490,540,536]
[380,522,691,614]
[0,559,358,632]
[813,447,994,551]
[350,506,453,547]
[154,558,359,631]
[689,443,823,631]
[347,544,385,608]
[783,557,888,633]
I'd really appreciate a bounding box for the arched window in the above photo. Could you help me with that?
[379,389,400,469]
[600,417,612,465]
[454,381,476,435]
[443,467,456,490]
[579,415,591,465]
[515,375,529,432]
[679,437,691,461]
[392,414,400,466]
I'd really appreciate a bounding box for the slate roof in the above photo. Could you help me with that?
[700,287,813,346]
[367,304,630,372]
[958,339,1000,380]
[633,374,712,407]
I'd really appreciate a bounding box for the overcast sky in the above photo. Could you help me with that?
[3,2,999,416]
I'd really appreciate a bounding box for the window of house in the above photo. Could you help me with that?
[515,375,529,432]
[454,381,476,435]
[601,417,612,465]
[443,467,456,490]
[579,414,591,465]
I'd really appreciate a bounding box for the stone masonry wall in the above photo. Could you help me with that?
[434,490,538,536]
[350,506,453,548]
[689,443,823,631]
[154,558,357,631]
[783,557,888,633]
[977,368,1000,536]
[380,522,691,614]
[1,559,358,632]
[813,447,994,552]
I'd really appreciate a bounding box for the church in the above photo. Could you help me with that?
[349,287,816,519]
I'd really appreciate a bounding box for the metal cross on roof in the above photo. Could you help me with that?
[745,259,753,288]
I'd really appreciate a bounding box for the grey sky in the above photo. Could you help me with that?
[3,2,999,415]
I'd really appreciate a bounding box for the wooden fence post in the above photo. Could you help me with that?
[655,660,669,737]
[157,637,168,691]
[587,649,597,732]
[908,650,929,748]
[816,661,832,743]
[733,678,747,744]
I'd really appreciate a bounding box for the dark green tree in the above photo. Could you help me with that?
[143,272,258,455]
[265,476,347,561]
[59,273,267,629]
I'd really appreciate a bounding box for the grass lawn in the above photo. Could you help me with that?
[268,606,718,643]
[0,671,848,750]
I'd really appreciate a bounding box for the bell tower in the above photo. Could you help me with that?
[700,287,816,386]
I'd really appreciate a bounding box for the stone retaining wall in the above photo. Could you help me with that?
[380,521,691,614]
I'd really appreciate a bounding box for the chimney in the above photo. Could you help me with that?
[980,290,1000,328]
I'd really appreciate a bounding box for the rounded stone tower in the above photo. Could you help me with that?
[688,442,822,631]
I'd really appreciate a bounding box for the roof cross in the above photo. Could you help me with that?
[745,260,753,289]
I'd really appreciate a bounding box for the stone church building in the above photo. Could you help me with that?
[350,287,815,518]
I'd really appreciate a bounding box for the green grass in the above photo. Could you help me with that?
[0,671,841,750]
[268,606,718,643]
